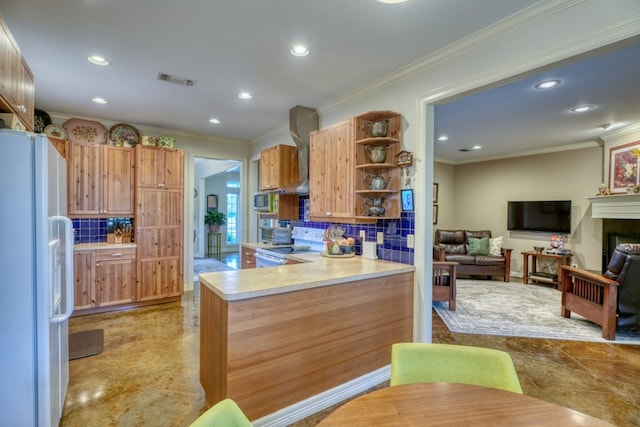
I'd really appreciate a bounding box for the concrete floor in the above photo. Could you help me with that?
[61,255,640,426]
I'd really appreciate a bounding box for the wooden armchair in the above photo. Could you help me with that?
[433,261,458,311]
[558,266,619,340]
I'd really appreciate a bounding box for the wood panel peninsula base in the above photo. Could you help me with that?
[522,251,572,288]
[198,256,414,421]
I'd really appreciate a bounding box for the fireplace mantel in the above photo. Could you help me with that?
[587,193,640,219]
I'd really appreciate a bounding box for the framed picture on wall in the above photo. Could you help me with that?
[207,194,218,211]
[401,189,414,212]
[433,183,439,203]
[609,141,640,193]
[433,205,438,224]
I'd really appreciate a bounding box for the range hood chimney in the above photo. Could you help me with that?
[283,106,319,194]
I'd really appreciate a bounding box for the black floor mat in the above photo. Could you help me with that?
[69,329,104,360]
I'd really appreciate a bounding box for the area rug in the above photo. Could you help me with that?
[69,329,104,360]
[193,257,235,281]
[433,279,640,344]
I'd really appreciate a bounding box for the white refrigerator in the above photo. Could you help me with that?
[0,129,74,426]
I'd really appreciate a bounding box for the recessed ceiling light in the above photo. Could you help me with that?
[535,79,561,89]
[237,92,253,100]
[91,97,108,104]
[472,145,482,150]
[209,118,220,124]
[290,45,309,57]
[437,135,448,141]
[377,0,408,3]
[571,104,595,113]
[87,55,110,66]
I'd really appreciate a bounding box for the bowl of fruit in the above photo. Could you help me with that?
[340,237,356,254]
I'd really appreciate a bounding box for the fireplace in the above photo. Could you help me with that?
[602,219,640,273]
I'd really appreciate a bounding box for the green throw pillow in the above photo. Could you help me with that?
[468,237,490,256]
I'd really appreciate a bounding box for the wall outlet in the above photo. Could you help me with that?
[376,232,384,244]
[359,229,366,240]
[407,234,415,248]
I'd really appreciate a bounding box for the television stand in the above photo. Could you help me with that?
[521,251,573,289]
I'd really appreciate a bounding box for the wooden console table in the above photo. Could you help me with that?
[522,251,572,288]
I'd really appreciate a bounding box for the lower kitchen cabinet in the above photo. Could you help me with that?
[241,245,256,269]
[72,246,136,313]
[137,258,181,301]
[96,248,136,306]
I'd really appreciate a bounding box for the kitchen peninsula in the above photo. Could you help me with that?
[198,254,415,420]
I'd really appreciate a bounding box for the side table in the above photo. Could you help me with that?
[208,232,221,258]
[522,250,572,288]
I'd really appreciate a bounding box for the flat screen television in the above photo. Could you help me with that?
[507,200,571,234]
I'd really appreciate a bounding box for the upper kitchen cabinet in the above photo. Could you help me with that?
[0,16,35,131]
[309,118,355,222]
[67,142,135,217]
[136,145,184,189]
[354,111,402,220]
[309,111,402,224]
[259,144,299,191]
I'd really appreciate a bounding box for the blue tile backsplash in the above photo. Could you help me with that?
[73,218,133,244]
[287,195,415,265]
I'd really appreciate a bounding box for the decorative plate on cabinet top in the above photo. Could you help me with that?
[34,109,52,133]
[108,123,140,147]
[63,118,107,145]
[43,124,68,140]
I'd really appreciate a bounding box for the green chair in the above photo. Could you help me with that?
[390,343,523,394]
[189,399,253,427]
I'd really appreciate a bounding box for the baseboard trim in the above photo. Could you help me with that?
[252,366,390,427]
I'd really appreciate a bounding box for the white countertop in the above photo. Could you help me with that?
[74,242,137,251]
[199,253,415,301]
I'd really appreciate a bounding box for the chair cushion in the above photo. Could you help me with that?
[475,255,506,265]
[436,230,465,245]
[445,255,476,265]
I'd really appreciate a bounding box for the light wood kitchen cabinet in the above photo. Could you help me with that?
[135,145,184,189]
[135,146,184,302]
[0,16,34,131]
[241,245,257,269]
[67,142,135,217]
[259,144,299,191]
[72,247,136,313]
[73,251,97,310]
[96,248,136,306]
[309,118,355,222]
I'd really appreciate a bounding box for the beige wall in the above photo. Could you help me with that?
[435,146,604,273]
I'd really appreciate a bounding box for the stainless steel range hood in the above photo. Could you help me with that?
[280,106,319,194]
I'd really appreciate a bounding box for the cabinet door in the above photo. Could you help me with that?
[136,145,163,187]
[259,146,275,190]
[309,128,332,218]
[309,120,354,220]
[329,119,354,219]
[73,251,97,310]
[103,146,134,215]
[97,258,135,306]
[15,58,34,130]
[162,148,184,189]
[137,259,181,301]
[68,143,102,215]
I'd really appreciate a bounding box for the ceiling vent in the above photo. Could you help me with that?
[156,72,196,87]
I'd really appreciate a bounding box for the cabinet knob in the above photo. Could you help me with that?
[325,212,331,216]
[17,105,27,113]
[158,183,165,187]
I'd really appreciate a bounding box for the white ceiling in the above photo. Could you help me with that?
[2,1,639,164]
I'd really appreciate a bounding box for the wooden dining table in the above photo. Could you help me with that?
[316,382,614,426]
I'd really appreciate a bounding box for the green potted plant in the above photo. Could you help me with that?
[204,210,226,232]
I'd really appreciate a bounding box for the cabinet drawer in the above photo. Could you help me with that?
[96,248,136,261]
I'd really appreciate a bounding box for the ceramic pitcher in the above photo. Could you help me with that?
[364,174,391,190]
[364,145,389,163]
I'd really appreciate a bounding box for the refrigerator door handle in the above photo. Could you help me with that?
[51,216,74,323]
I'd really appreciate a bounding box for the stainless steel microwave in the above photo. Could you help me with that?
[254,192,270,211]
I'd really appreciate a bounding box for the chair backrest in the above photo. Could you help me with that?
[390,343,523,394]
[189,399,253,427]
[605,244,640,331]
